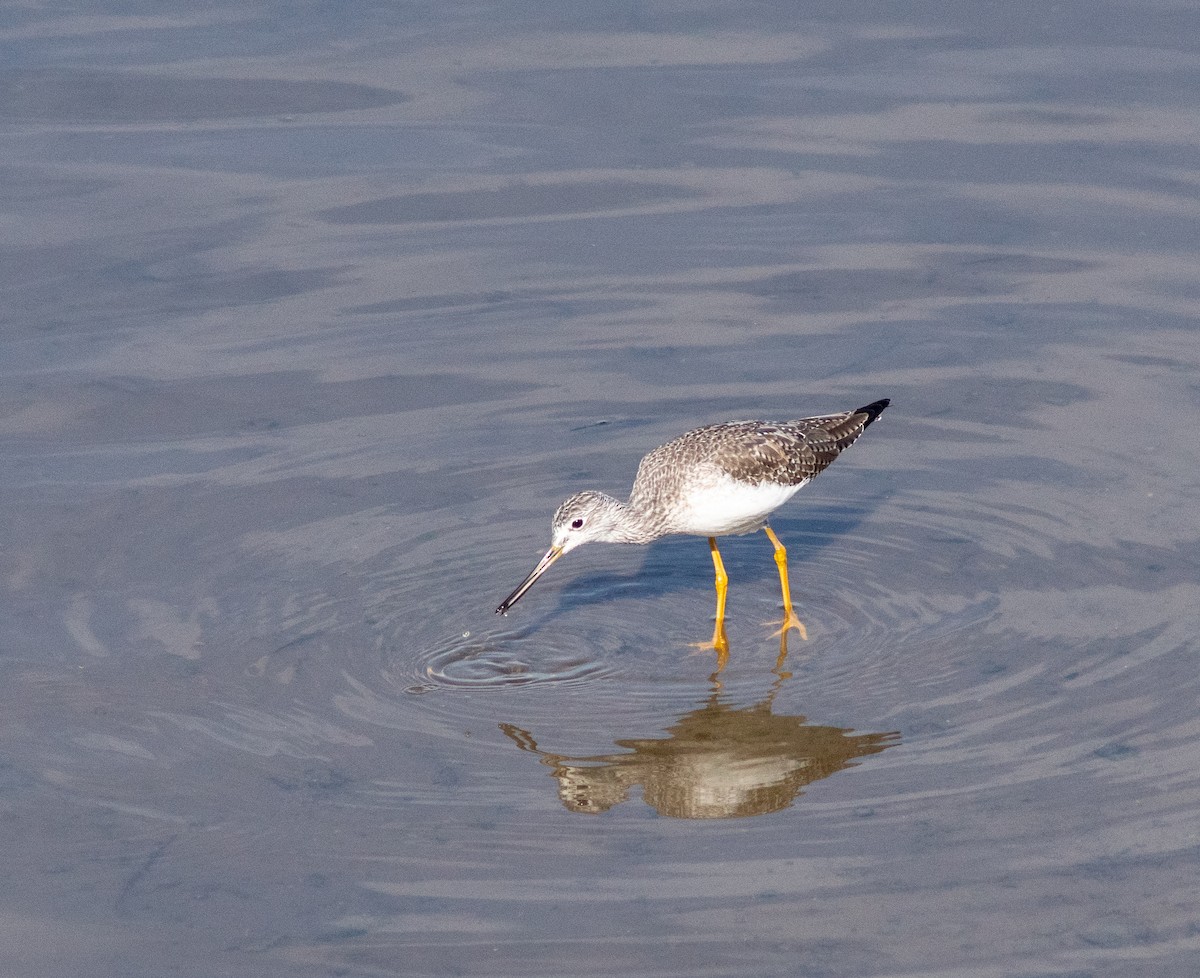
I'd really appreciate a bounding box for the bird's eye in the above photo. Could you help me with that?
[571,518,585,529]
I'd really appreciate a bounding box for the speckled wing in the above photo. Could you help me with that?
[629,399,889,512]
[661,399,888,489]
[776,406,881,481]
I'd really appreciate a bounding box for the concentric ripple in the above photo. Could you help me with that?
[406,630,617,692]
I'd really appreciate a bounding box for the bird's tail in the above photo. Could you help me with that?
[854,398,891,428]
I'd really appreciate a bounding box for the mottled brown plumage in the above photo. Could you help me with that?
[626,400,889,539]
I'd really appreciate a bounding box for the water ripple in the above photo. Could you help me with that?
[410,630,617,691]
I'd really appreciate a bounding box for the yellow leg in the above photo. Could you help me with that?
[764,525,808,641]
[689,537,730,669]
[709,537,728,625]
[708,537,731,668]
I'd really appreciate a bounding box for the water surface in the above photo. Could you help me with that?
[3,2,1200,976]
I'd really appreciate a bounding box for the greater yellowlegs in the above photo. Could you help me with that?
[497,398,890,652]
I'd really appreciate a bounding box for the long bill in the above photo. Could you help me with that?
[496,545,564,614]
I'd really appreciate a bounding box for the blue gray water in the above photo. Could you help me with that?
[3,2,1200,976]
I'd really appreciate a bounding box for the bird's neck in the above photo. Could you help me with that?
[610,493,666,544]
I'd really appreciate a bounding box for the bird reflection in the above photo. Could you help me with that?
[500,663,899,819]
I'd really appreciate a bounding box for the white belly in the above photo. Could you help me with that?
[671,472,808,536]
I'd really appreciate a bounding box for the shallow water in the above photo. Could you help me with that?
[3,2,1200,976]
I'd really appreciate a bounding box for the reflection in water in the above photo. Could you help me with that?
[501,665,899,818]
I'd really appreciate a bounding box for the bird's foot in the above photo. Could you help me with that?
[770,611,808,642]
[688,626,730,671]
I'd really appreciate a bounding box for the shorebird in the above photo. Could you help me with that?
[497,399,890,655]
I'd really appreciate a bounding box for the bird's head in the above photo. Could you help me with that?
[495,491,626,614]
[549,491,628,553]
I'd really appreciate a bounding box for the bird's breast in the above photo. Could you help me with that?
[667,472,808,536]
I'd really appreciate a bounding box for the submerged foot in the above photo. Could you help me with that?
[771,611,808,642]
[688,625,730,671]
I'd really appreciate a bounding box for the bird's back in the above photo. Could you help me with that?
[632,399,888,499]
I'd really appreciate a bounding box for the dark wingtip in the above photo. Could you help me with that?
[855,398,890,428]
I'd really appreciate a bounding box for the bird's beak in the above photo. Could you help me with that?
[496,545,564,614]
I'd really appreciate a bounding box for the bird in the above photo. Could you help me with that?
[496,398,890,656]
